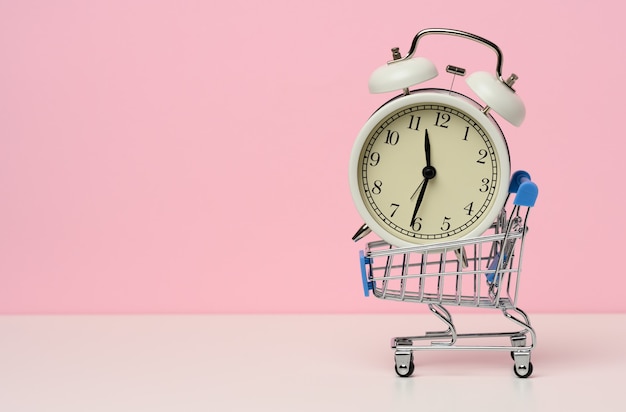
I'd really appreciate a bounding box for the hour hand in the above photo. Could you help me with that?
[424,129,431,167]
[422,130,436,179]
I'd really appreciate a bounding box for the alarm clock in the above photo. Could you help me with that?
[349,28,526,247]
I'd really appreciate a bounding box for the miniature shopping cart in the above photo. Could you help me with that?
[358,171,538,378]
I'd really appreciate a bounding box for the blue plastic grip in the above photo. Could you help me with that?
[359,250,373,297]
[486,253,498,283]
[485,252,507,285]
[509,170,538,207]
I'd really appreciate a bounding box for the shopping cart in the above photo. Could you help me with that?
[358,171,538,378]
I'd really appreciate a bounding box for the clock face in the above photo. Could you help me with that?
[350,90,510,246]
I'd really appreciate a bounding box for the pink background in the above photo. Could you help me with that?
[1,1,623,314]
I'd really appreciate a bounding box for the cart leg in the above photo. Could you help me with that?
[505,310,535,378]
[511,334,527,347]
[502,307,535,348]
[510,334,527,359]
[426,304,457,345]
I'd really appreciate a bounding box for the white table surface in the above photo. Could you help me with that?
[0,313,622,411]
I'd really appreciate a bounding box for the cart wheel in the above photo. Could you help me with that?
[513,361,533,378]
[395,360,415,378]
[394,354,415,378]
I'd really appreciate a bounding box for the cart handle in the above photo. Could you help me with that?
[359,250,373,297]
[509,170,538,207]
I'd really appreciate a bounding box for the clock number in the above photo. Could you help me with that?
[390,203,400,217]
[408,115,421,131]
[435,112,450,128]
[384,130,400,145]
[479,178,490,192]
[369,152,380,167]
[464,202,474,216]
[477,149,488,164]
[440,216,451,231]
[371,180,383,195]
[462,126,470,141]
[411,216,422,231]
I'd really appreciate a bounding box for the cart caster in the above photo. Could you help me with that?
[512,351,533,378]
[394,352,415,378]
[513,361,533,378]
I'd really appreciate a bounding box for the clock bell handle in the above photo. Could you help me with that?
[509,170,538,207]
[392,28,506,83]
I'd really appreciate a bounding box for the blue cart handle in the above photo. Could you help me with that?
[509,170,538,207]
[359,250,373,297]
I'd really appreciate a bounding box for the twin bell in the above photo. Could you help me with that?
[367,28,526,127]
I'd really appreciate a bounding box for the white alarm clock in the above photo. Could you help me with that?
[350,28,526,247]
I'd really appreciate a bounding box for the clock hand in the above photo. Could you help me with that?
[410,130,435,199]
[424,129,431,167]
[410,178,428,229]
[410,129,436,229]
[410,177,425,200]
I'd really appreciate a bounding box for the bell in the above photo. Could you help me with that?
[368,57,438,94]
[466,71,526,126]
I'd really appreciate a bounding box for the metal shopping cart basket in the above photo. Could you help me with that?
[358,171,538,378]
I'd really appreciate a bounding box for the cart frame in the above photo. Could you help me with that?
[358,171,538,377]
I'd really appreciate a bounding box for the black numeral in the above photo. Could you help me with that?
[435,112,450,128]
[464,202,474,215]
[369,152,380,166]
[440,216,451,231]
[408,115,421,131]
[411,216,422,231]
[371,180,382,194]
[390,203,400,217]
[384,130,400,145]
[479,178,490,192]
[462,126,470,141]
[477,149,488,164]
